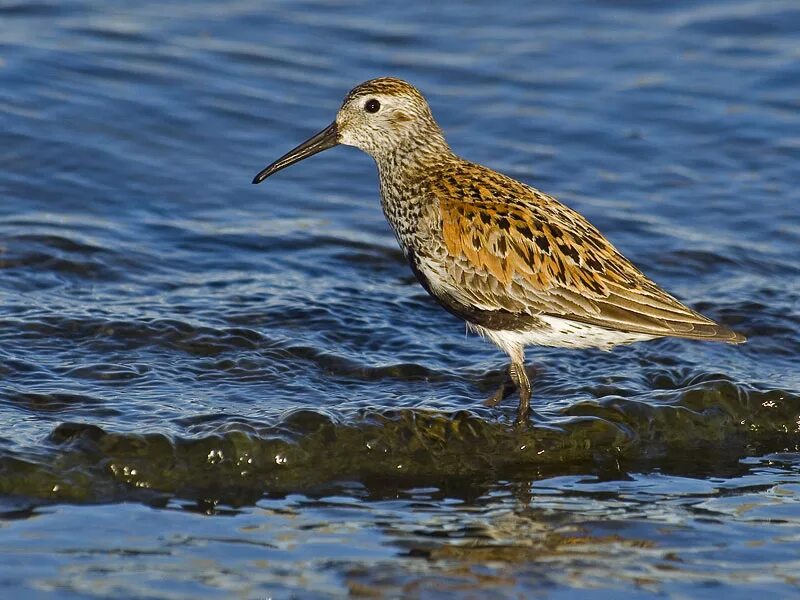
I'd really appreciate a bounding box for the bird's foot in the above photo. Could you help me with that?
[512,361,532,425]
[484,361,535,426]
[513,405,531,427]
[483,378,516,407]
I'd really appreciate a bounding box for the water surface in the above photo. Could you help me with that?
[1,0,799,597]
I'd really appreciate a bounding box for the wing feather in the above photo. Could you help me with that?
[433,164,744,343]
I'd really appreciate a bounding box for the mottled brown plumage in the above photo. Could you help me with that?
[253,77,745,424]
[434,160,737,339]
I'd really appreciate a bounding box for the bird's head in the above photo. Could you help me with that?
[253,78,443,184]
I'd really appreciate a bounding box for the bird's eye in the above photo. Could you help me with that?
[364,99,381,113]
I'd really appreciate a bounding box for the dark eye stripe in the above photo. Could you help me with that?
[364,99,380,113]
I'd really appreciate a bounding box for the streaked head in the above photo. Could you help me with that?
[253,78,443,184]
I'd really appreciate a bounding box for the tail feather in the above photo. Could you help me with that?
[669,321,746,344]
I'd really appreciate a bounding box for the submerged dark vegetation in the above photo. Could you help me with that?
[2,380,796,507]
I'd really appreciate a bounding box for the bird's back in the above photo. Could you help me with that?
[391,157,744,346]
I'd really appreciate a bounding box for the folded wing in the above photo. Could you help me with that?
[434,166,744,343]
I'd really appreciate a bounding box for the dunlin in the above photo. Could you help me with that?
[253,78,744,424]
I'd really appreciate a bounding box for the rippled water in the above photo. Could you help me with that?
[1,0,799,597]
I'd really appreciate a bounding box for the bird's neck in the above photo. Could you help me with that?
[373,127,456,252]
[374,126,454,191]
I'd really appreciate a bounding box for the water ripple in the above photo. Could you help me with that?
[1,0,800,595]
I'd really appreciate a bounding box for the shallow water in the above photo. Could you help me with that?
[1,0,799,597]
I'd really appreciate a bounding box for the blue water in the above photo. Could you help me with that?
[1,0,799,597]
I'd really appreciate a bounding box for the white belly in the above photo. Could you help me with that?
[471,315,656,353]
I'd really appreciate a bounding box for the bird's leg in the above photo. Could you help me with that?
[510,361,532,424]
[483,364,517,407]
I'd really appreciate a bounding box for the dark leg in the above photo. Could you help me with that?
[510,361,531,424]
[484,364,517,407]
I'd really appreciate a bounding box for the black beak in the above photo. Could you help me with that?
[252,122,340,184]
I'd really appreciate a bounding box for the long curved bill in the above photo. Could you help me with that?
[252,122,339,184]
